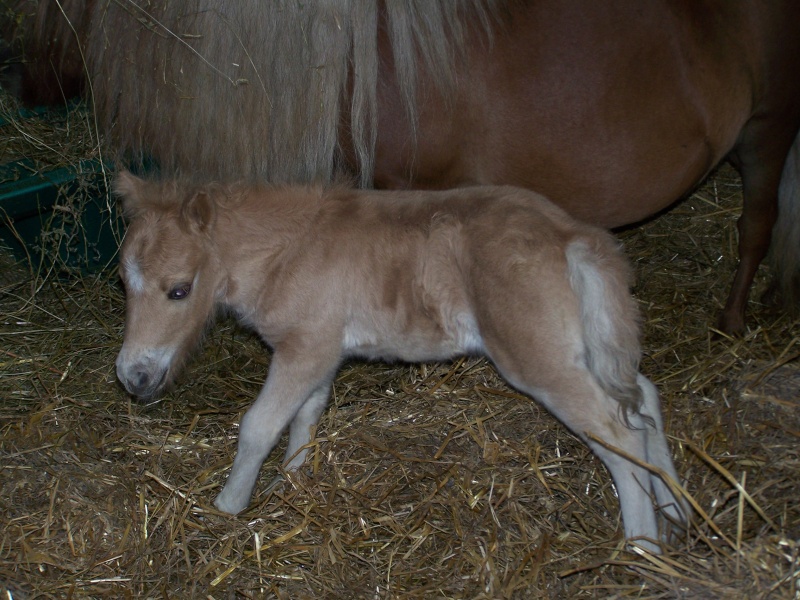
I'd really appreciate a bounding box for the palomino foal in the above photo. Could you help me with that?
[114,171,686,551]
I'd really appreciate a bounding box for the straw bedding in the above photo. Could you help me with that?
[1,92,799,599]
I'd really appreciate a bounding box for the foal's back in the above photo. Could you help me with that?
[234,185,622,364]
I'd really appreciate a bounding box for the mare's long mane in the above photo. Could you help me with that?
[55,1,500,184]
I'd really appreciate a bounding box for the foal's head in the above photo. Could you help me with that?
[114,171,226,400]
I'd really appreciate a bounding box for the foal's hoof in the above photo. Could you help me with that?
[264,473,287,494]
[629,537,662,555]
[214,491,249,515]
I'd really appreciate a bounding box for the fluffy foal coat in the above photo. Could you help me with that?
[114,172,686,551]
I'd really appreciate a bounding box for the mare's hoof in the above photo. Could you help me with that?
[715,311,745,337]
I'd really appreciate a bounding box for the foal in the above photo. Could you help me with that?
[114,171,686,551]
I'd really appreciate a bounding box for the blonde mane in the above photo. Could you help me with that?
[82,1,501,184]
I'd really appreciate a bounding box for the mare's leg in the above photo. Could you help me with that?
[283,385,331,470]
[215,342,339,514]
[721,120,800,334]
[637,374,688,527]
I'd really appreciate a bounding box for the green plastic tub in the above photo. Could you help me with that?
[0,158,121,274]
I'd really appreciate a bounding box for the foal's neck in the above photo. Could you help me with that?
[217,185,324,312]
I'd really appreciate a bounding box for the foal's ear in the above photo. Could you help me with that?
[181,190,217,233]
[113,170,147,218]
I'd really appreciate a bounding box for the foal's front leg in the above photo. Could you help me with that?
[283,384,332,470]
[214,344,339,514]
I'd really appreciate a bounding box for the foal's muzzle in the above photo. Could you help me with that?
[116,346,173,401]
[117,363,169,400]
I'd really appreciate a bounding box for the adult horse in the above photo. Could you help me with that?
[6,0,800,334]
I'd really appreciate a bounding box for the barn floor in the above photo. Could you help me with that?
[1,100,799,598]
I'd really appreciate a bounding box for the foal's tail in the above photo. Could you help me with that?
[768,128,800,312]
[566,236,643,418]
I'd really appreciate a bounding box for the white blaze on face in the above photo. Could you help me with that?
[123,255,146,295]
[117,252,181,396]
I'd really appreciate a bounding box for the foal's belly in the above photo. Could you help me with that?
[342,311,484,363]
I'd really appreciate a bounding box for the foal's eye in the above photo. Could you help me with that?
[167,283,192,300]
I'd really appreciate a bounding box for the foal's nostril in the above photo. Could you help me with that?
[132,370,151,390]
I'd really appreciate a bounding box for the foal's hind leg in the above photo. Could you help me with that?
[637,374,689,528]
[494,357,662,551]
[567,383,662,552]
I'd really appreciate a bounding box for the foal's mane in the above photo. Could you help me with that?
[113,171,238,224]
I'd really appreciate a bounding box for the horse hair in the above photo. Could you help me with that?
[58,0,500,185]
